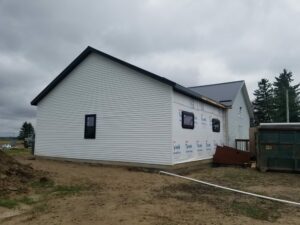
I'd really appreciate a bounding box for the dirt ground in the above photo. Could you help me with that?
[1,154,300,225]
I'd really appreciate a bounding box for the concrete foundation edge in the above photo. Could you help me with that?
[34,155,212,172]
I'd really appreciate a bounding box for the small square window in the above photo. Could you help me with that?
[85,114,96,139]
[182,111,194,129]
[212,118,220,132]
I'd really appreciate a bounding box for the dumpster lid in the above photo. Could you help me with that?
[259,123,300,130]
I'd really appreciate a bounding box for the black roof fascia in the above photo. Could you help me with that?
[88,47,176,87]
[31,47,91,105]
[31,46,225,109]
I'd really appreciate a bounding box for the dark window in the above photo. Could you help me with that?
[182,111,194,129]
[212,118,220,132]
[84,114,96,139]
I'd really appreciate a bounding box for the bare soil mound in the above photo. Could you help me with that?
[0,150,37,195]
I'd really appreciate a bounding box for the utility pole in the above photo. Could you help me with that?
[286,89,290,122]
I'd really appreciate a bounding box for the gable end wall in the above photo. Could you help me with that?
[227,90,250,147]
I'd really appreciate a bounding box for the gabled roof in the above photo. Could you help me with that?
[189,81,244,107]
[189,81,254,118]
[31,46,225,109]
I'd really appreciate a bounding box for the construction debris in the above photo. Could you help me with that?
[213,145,252,167]
[0,150,38,195]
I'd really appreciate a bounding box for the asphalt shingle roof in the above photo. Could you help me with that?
[189,81,245,107]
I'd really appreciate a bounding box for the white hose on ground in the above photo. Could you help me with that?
[159,171,300,207]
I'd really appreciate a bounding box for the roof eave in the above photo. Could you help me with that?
[31,46,176,106]
[173,85,226,109]
[241,84,254,118]
[31,47,93,106]
[31,46,225,109]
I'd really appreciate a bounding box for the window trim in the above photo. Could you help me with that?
[84,114,96,139]
[182,111,194,129]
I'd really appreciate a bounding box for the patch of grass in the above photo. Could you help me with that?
[158,183,230,202]
[0,198,18,209]
[157,183,282,222]
[199,167,300,189]
[52,185,83,196]
[230,201,280,221]
[6,148,31,157]
[0,196,39,209]
[31,177,87,198]
[18,196,36,205]
[31,179,55,189]
[194,168,263,188]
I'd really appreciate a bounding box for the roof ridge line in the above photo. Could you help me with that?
[31,46,226,109]
[189,80,245,88]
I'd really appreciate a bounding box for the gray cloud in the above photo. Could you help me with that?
[0,0,300,136]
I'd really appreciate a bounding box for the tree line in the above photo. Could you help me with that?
[18,122,35,148]
[253,69,300,125]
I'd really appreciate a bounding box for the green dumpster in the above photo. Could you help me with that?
[257,123,300,172]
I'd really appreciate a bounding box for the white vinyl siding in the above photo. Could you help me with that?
[227,90,250,147]
[35,53,173,165]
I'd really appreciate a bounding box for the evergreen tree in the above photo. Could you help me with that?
[18,122,35,140]
[253,78,274,125]
[273,69,300,122]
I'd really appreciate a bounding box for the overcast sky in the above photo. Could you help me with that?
[1,0,300,136]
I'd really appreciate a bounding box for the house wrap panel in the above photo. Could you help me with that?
[171,91,226,164]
